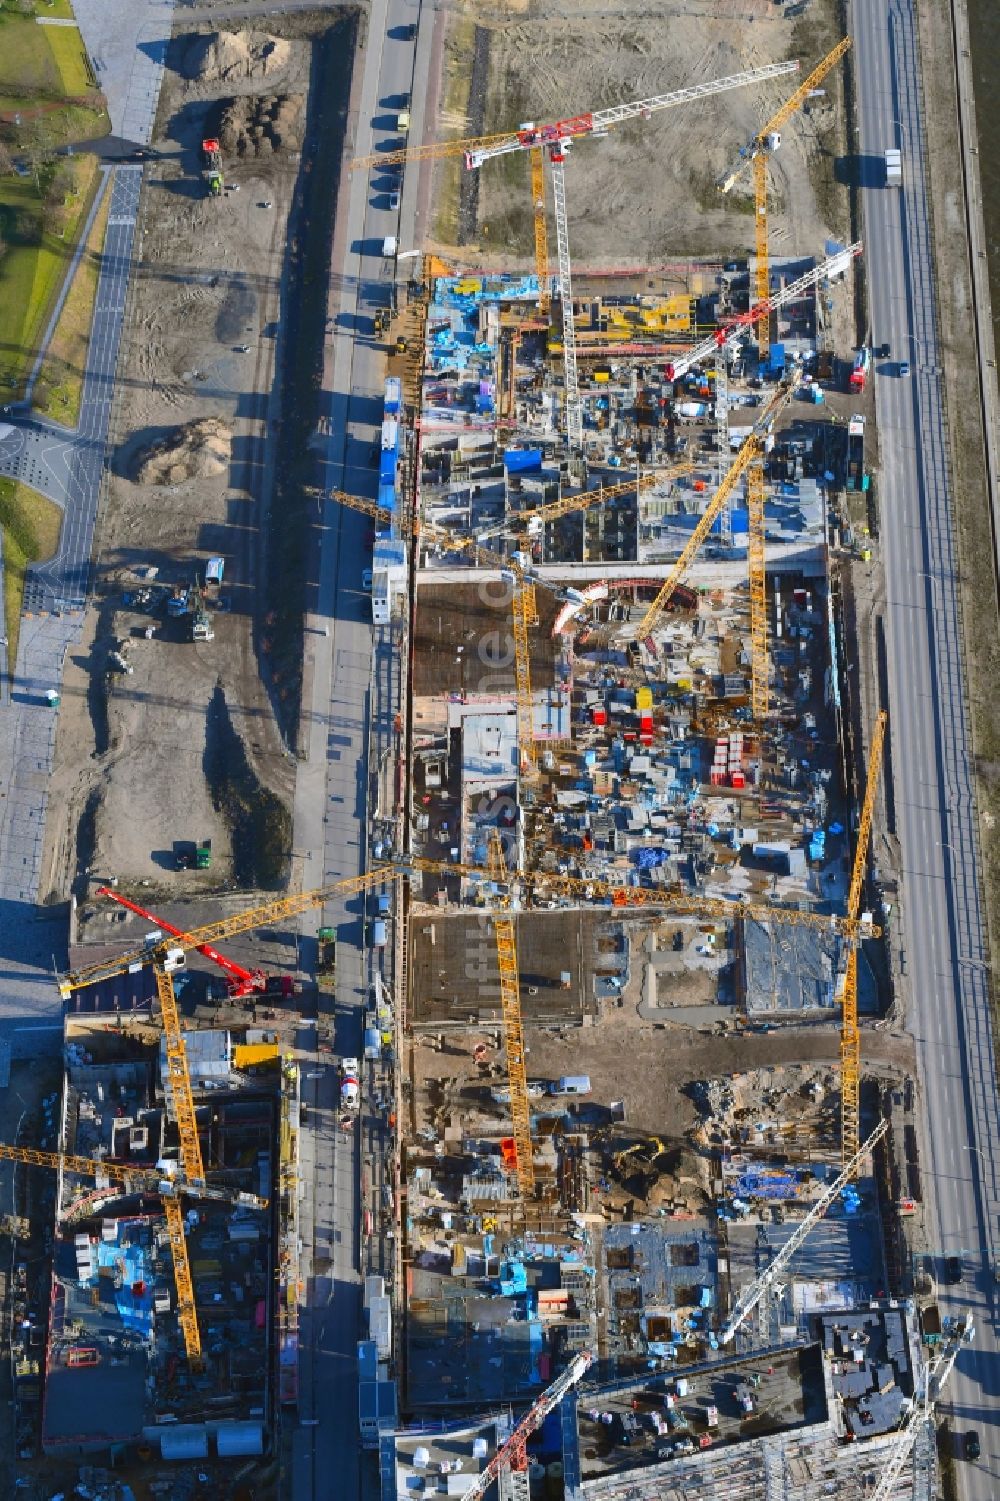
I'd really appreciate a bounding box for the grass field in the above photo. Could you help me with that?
[33,168,109,425]
[0,152,100,397]
[0,476,62,669]
[0,7,106,146]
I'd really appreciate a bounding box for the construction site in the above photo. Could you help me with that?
[345,15,963,1501]
[0,0,981,1498]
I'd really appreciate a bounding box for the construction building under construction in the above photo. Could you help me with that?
[35,1011,294,1463]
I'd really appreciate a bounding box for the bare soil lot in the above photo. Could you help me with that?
[432,0,850,269]
[411,1010,915,1141]
[41,13,355,900]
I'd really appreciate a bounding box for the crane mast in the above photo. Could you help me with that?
[747,456,769,722]
[840,709,887,1167]
[868,1312,972,1501]
[547,145,582,449]
[718,1120,888,1343]
[529,146,550,313]
[636,382,794,638]
[487,831,534,1195]
[718,40,852,357]
[460,1351,593,1501]
[665,242,862,383]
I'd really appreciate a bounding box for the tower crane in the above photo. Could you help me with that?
[718,1119,888,1344]
[61,854,876,1000]
[486,829,534,1196]
[474,466,688,542]
[0,1139,267,1373]
[0,1140,267,1211]
[665,240,862,384]
[529,147,550,317]
[349,64,799,171]
[351,64,798,438]
[868,1311,973,1501]
[839,709,887,1167]
[462,65,800,171]
[746,455,769,722]
[319,476,656,769]
[460,1350,593,1501]
[634,380,794,640]
[718,39,852,356]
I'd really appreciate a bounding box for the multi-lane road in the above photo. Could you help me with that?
[289,0,418,1496]
[854,0,1000,1490]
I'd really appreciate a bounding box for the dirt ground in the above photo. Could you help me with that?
[412,580,561,701]
[412,1008,915,1141]
[434,0,850,268]
[40,16,348,899]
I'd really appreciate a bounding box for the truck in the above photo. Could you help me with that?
[849,347,871,392]
[921,1304,942,1346]
[340,1058,361,1112]
[189,581,214,642]
[317,925,337,977]
[884,148,902,187]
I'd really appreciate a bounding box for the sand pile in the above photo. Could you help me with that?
[218,93,305,158]
[133,418,231,486]
[183,30,291,85]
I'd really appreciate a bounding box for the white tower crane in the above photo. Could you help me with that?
[464,63,800,169]
[868,1310,973,1501]
[666,241,862,384]
[460,1351,593,1501]
[546,142,583,451]
[467,64,801,451]
[719,1120,888,1345]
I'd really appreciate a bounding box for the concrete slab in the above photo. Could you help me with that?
[71,0,175,146]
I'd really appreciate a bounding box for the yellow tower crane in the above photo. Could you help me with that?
[60,855,875,1003]
[634,382,793,641]
[316,475,657,771]
[529,147,550,317]
[718,38,852,356]
[351,64,799,335]
[840,709,888,1168]
[153,958,207,1365]
[746,456,769,723]
[0,1139,266,1371]
[487,830,535,1196]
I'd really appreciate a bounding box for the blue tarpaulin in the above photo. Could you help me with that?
[633,847,670,869]
[504,448,543,473]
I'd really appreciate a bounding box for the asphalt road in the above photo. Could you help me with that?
[289,0,416,1495]
[854,0,1000,1489]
